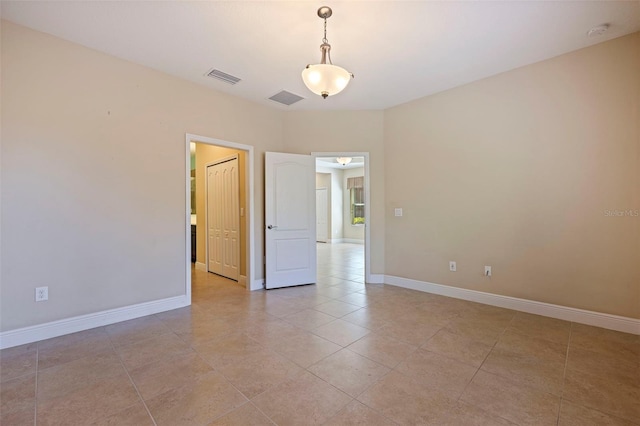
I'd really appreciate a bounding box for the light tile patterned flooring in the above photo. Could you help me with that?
[1,243,639,425]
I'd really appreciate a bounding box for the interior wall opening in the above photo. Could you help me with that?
[314,155,368,286]
[186,134,255,302]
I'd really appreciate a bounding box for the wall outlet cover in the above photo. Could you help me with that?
[35,286,49,302]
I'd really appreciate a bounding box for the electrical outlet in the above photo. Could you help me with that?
[35,286,48,302]
[449,261,457,272]
[484,266,492,277]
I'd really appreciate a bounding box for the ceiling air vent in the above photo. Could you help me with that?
[206,69,241,85]
[268,90,305,106]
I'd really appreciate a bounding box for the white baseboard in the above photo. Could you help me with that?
[195,262,207,271]
[384,275,640,335]
[324,238,364,244]
[250,279,264,291]
[0,295,190,350]
[342,238,365,245]
[367,274,385,284]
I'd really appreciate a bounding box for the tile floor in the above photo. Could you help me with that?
[1,243,639,425]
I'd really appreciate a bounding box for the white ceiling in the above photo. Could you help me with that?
[317,156,364,169]
[2,1,639,111]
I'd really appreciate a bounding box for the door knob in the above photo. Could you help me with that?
[267,225,278,229]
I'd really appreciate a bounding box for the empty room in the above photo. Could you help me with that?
[1,2,638,425]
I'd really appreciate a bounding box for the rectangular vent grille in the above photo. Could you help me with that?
[206,69,241,85]
[268,90,305,106]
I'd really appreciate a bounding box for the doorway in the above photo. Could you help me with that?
[313,153,370,284]
[185,134,256,303]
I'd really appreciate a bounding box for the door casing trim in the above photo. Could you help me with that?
[186,134,255,301]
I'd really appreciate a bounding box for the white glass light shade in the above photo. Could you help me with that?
[302,64,352,98]
[336,157,352,166]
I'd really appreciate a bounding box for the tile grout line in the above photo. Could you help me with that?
[370,361,419,425]
[190,335,287,425]
[347,333,418,370]
[246,400,278,426]
[351,313,447,422]
[450,314,515,425]
[34,345,39,426]
[310,363,398,426]
[110,339,158,426]
[205,400,253,425]
[455,313,513,403]
[305,369,358,425]
[556,322,574,426]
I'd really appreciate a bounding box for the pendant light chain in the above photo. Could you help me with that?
[322,16,333,65]
[323,17,328,44]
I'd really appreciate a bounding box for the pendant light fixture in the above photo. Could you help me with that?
[301,6,353,99]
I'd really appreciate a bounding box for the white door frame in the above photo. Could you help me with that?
[185,134,256,304]
[312,152,372,284]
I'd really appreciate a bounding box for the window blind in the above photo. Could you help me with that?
[347,176,364,189]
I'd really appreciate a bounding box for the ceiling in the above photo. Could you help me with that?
[2,1,639,111]
[317,157,364,170]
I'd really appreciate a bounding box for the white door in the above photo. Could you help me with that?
[265,152,316,289]
[207,164,223,275]
[207,157,239,280]
[316,188,328,242]
[222,158,239,280]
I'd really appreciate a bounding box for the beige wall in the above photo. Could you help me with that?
[343,167,365,241]
[194,144,246,277]
[0,21,284,331]
[385,32,640,318]
[283,111,385,274]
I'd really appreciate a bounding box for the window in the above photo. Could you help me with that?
[347,176,365,225]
